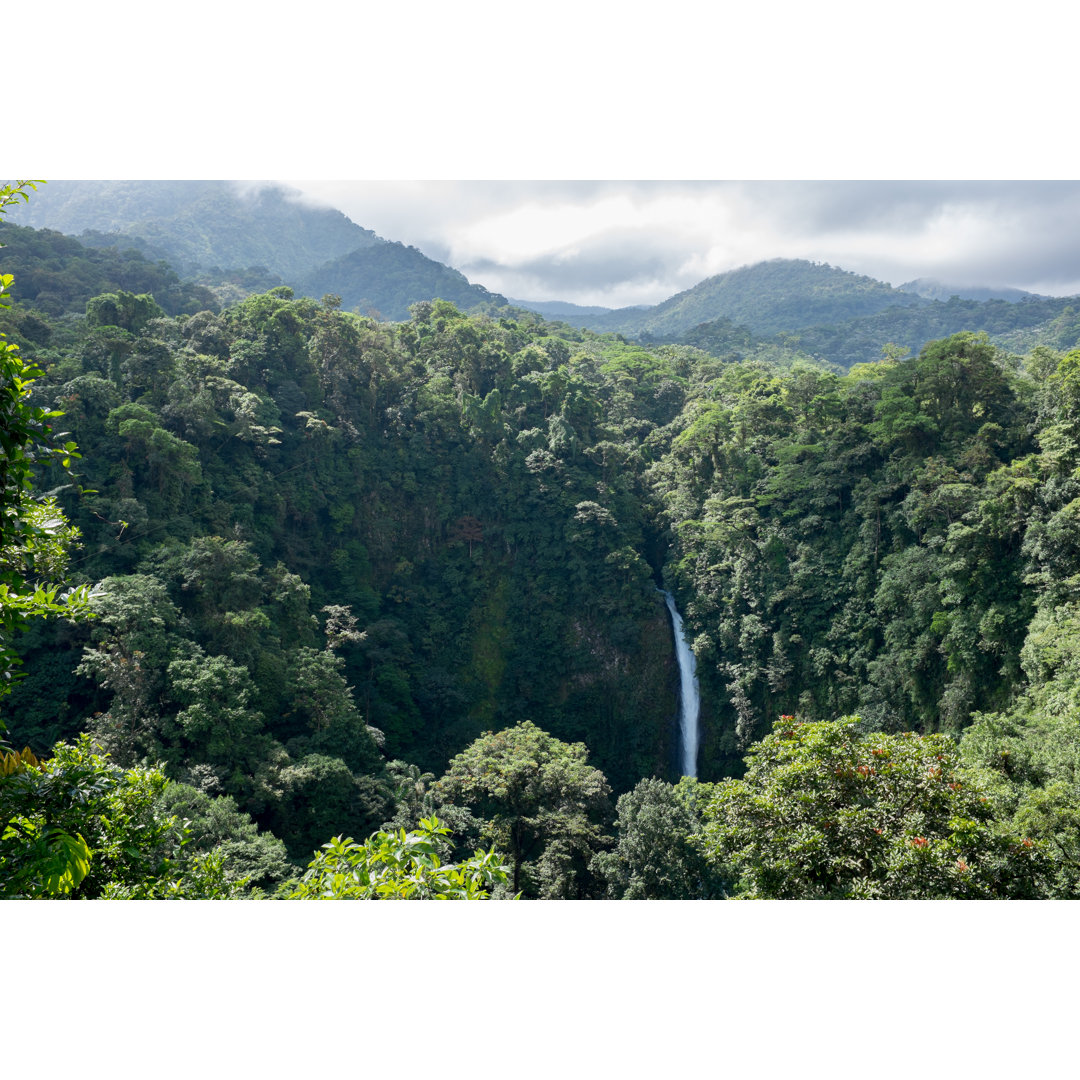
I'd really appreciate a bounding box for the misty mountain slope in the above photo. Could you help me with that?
[8,180,380,279]
[898,277,1046,303]
[0,220,218,317]
[10,180,508,320]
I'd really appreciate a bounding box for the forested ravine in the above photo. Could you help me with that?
[6,209,1080,896]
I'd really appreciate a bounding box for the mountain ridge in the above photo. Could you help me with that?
[298,241,508,320]
[507,259,927,338]
[9,180,506,319]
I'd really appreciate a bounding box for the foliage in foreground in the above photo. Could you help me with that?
[0,181,96,696]
[0,734,245,898]
[700,718,1050,899]
[288,816,510,899]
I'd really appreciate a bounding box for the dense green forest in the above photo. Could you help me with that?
[5,180,1080,899]
[0,220,219,318]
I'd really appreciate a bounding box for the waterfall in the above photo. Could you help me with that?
[661,590,700,778]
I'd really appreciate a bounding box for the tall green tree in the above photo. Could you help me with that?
[434,720,613,898]
[76,573,182,765]
[591,777,726,899]
[155,781,298,894]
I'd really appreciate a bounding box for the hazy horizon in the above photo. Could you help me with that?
[11,178,1080,311]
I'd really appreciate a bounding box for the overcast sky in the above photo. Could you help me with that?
[276,181,1080,309]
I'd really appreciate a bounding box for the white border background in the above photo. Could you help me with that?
[6,1,1078,1072]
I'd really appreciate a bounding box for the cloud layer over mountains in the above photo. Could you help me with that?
[287,181,1080,308]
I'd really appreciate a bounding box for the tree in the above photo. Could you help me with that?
[282,645,383,773]
[434,720,613,898]
[85,290,164,334]
[591,777,727,899]
[165,649,267,772]
[263,752,394,860]
[287,816,510,899]
[700,717,1049,899]
[76,573,182,765]
[155,781,298,894]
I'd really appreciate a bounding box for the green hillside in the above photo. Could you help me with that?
[527,258,926,339]
[296,241,509,320]
[637,258,922,337]
[0,220,218,318]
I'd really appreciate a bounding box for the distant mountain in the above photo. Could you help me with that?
[9,181,508,320]
[534,259,925,339]
[682,294,1080,371]
[8,180,379,279]
[513,263,1066,348]
[635,259,925,338]
[898,277,1046,303]
[297,242,507,320]
[508,298,626,320]
[527,258,1080,369]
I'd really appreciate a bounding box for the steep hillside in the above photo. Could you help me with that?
[296,242,509,320]
[0,220,218,317]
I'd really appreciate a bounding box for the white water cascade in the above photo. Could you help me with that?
[661,590,700,778]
